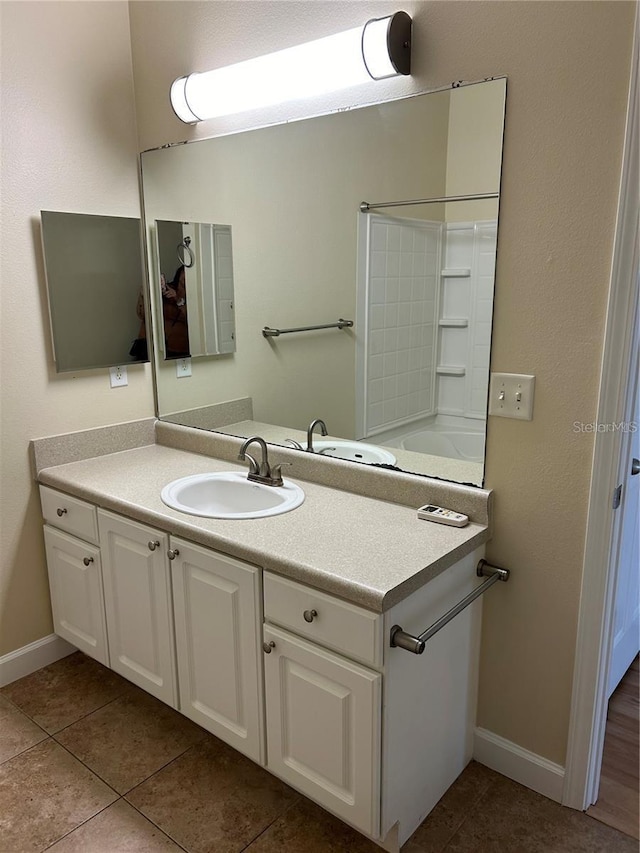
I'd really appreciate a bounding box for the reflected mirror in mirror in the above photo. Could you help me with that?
[41,211,148,371]
[141,78,506,486]
[154,220,236,360]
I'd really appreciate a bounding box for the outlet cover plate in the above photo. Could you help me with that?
[109,366,128,388]
[489,373,535,420]
[176,357,192,378]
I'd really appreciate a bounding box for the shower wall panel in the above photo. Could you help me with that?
[437,221,496,419]
[362,215,442,437]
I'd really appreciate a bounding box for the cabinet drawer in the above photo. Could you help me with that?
[40,485,99,544]
[263,572,383,668]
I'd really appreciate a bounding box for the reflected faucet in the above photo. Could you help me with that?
[238,435,289,486]
[306,418,328,452]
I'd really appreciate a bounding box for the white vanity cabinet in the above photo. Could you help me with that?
[98,510,177,706]
[262,573,384,837]
[169,537,264,764]
[40,486,109,666]
[39,482,484,853]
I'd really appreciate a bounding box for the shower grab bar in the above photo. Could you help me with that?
[360,192,499,212]
[390,559,510,654]
[262,319,353,338]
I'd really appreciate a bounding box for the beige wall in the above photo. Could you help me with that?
[0,1,154,654]
[129,0,635,765]
[445,81,505,222]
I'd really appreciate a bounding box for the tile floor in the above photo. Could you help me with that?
[1,652,637,853]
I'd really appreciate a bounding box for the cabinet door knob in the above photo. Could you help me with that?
[263,640,276,654]
[167,549,180,560]
[83,556,94,566]
[148,540,160,551]
[303,609,318,623]
[56,508,68,517]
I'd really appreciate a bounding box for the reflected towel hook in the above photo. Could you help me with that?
[177,236,195,268]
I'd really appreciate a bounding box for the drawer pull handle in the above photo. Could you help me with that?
[263,641,276,654]
[56,508,68,517]
[83,557,94,566]
[303,609,318,623]
[148,540,160,551]
[167,549,180,560]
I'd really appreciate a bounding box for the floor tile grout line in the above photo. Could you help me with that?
[50,717,209,796]
[42,687,137,737]
[0,685,133,739]
[0,692,51,739]
[124,798,192,853]
[237,793,303,852]
[48,736,122,797]
[0,732,50,768]
[41,799,119,852]
[119,733,212,798]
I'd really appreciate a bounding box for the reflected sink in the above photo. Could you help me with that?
[314,440,396,465]
[161,472,304,519]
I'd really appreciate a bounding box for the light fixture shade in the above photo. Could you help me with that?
[171,12,412,124]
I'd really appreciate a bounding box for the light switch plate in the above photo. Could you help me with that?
[489,373,535,420]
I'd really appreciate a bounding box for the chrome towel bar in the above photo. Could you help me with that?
[262,319,353,338]
[390,559,510,654]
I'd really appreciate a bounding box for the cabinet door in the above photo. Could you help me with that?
[171,538,264,763]
[98,510,176,706]
[43,526,108,666]
[263,624,381,838]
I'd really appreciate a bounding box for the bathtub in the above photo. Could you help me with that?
[387,425,485,463]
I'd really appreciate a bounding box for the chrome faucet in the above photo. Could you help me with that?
[306,418,328,452]
[238,436,289,486]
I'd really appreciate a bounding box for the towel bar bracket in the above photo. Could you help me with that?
[390,559,510,655]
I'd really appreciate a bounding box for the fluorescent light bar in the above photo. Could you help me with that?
[170,12,412,124]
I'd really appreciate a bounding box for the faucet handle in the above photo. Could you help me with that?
[270,462,291,486]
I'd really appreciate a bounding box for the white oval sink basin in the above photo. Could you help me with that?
[314,440,396,465]
[161,472,304,519]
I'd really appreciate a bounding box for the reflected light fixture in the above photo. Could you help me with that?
[170,11,412,124]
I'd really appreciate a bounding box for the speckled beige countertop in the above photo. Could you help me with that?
[37,441,490,612]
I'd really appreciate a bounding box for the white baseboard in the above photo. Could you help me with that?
[473,727,565,803]
[0,634,76,687]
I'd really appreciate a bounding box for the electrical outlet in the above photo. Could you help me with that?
[489,372,535,420]
[109,366,128,388]
[176,357,192,378]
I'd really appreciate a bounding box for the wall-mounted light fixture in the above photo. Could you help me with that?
[170,11,412,124]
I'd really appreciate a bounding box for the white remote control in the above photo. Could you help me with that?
[417,504,469,527]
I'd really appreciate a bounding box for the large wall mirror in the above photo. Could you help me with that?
[141,78,506,486]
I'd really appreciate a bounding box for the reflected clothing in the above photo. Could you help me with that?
[163,295,189,358]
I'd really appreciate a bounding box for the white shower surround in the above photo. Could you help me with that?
[356,213,496,463]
